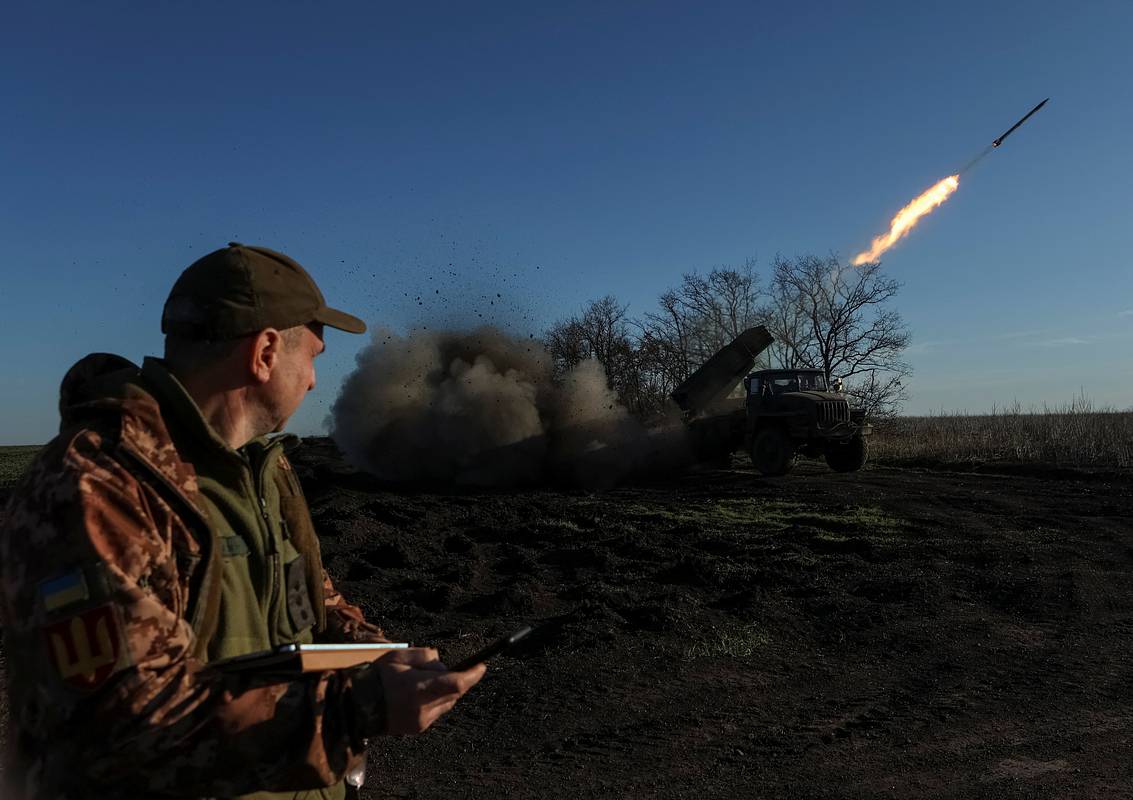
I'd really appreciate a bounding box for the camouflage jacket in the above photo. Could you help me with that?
[0,354,388,799]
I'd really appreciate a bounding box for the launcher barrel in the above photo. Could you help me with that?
[670,326,775,416]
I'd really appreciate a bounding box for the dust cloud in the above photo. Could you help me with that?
[329,326,689,487]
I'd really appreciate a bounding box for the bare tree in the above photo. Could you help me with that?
[765,255,910,416]
[636,290,696,397]
[544,257,911,419]
[639,262,767,387]
[546,295,629,370]
[762,275,810,371]
[545,296,653,413]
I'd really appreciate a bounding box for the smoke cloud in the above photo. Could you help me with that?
[329,326,689,487]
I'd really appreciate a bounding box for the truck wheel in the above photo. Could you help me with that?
[825,436,869,472]
[751,428,795,476]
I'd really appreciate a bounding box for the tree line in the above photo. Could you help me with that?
[544,254,911,418]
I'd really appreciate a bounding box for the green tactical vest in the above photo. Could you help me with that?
[142,360,344,800]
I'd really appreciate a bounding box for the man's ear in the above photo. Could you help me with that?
[248,328,284,385]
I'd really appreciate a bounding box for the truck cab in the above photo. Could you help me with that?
[744,369,849,426]
[746,369,828,399]
[742,369,871,474]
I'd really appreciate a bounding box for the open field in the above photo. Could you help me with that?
[1,437,1131,798]
[871,405,1133,469]
[285,438,1130,799]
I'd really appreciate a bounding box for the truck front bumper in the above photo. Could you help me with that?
[816,422,871,439]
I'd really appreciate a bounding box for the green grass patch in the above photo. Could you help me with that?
[620,497,902,537]
[0,446,41,488]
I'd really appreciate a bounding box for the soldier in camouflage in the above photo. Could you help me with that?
[0,244,485,799]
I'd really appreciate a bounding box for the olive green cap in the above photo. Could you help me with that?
[161,243,367,340]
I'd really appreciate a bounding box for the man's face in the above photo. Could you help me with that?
[262,323,325,433]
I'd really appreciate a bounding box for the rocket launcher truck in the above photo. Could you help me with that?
[671,326,872,475]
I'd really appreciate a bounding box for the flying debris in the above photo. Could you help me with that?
[991,98,1049,148]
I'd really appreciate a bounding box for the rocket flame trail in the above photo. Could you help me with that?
[852,175,960,265]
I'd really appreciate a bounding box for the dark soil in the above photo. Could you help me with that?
[291,439,1133,799]
[2,439,1130,798]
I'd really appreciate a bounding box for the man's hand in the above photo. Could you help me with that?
[374,647,487,735]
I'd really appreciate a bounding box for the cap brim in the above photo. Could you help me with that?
[313,306,367,334]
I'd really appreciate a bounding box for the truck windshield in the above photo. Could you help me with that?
[797,373,827,391]
[761,373,828,394]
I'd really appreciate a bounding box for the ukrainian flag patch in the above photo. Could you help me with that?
[40,570,90,613]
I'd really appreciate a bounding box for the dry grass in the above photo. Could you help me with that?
[872,399,1133,468]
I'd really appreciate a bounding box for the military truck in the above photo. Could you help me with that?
[671,326,872,475]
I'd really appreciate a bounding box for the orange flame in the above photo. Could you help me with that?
[852,175,960,265]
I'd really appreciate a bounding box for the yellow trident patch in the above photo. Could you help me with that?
[44,605,123,690]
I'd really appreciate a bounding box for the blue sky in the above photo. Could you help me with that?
[2,1,1130,443]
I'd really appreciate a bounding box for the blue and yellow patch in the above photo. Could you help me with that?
[39,570,90,613]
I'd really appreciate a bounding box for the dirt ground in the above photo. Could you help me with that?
[2,439,1130,799]
[288,439,1133,800]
